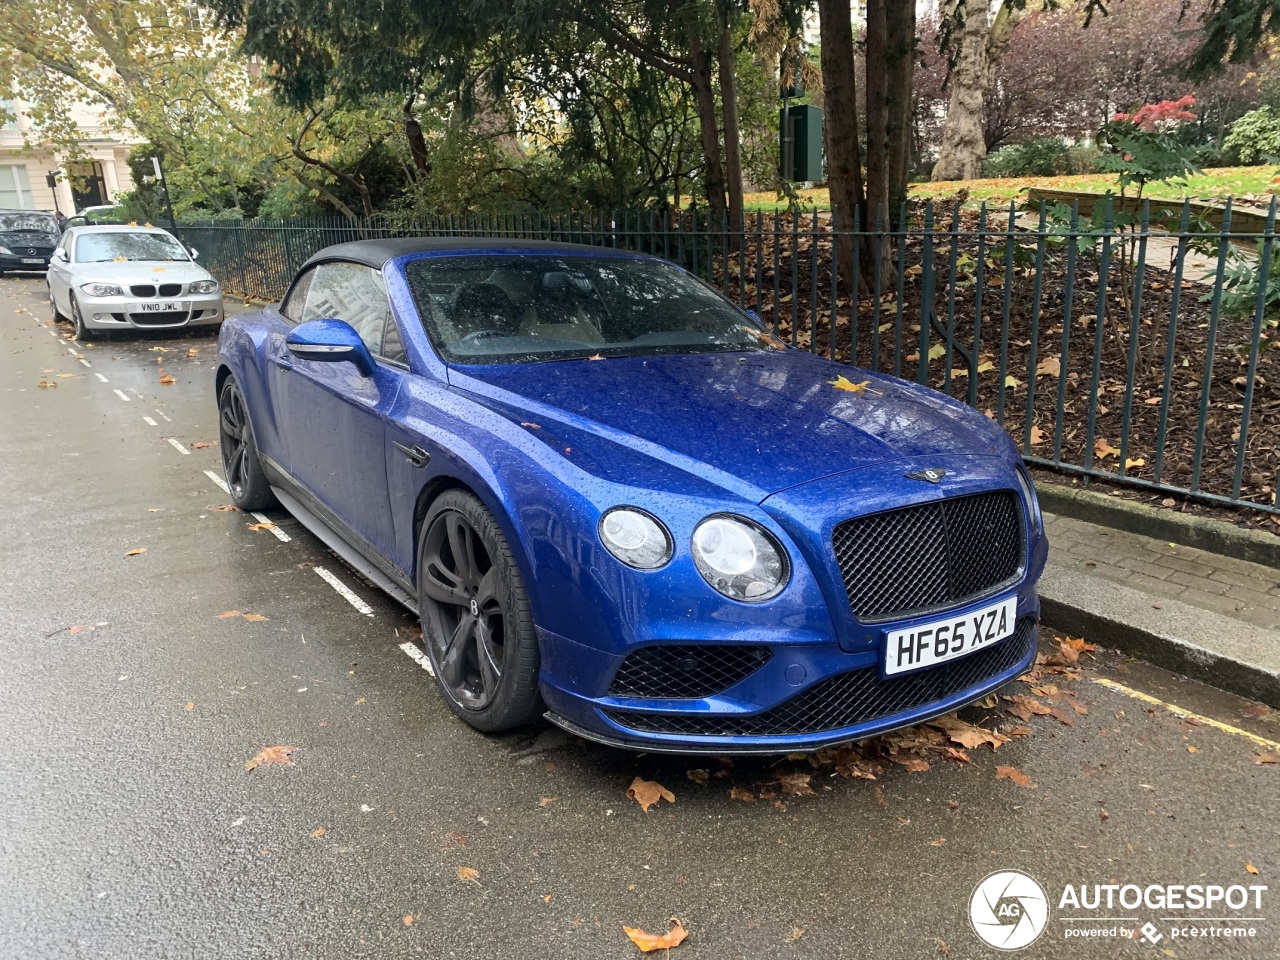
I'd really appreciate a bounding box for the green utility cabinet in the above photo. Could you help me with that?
[779,104,823,182]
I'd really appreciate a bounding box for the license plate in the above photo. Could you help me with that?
[136,301,184,312]
[21,258,43,264]
[884,596,1018,676]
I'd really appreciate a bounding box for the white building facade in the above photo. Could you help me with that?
[0,97,135,214]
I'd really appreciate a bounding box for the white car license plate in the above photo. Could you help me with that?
[884,595,1018,676]
[136,300,184,312]
[21,258,44,264]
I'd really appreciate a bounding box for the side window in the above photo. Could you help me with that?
[301,261,405,364]
[280,267,315,323]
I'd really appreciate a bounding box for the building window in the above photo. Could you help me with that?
[0,164,35,208]
[0,99,17,131]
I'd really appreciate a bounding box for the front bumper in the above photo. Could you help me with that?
[539,583,1042,755]
[0,252,52,272]
[78,292,224,330]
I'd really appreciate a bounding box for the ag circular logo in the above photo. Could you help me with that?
[969,870,1050,951]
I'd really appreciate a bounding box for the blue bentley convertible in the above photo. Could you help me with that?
[215,239,1046,753]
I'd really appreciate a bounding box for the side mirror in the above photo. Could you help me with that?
[52,249,68,262]
[286,319,376,376]
[188,247,199,260]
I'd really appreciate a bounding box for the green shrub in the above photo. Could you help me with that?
[1224,106,1280,164]
[983,138,1072,178]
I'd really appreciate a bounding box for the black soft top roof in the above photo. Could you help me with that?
[301,237,645,271]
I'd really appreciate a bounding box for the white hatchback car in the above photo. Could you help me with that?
[47,225,224,340]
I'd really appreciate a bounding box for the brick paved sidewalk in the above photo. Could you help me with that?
[1044,512,1280,631]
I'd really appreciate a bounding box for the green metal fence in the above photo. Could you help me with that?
[175,198,1280,518]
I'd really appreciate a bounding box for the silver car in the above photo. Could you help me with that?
[46,225,224,340]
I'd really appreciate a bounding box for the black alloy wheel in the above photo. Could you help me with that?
[418,491,540,731]
[217,377,277,510]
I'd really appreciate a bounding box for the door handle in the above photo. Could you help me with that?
[272,356,294,370]
[392,441,431,468]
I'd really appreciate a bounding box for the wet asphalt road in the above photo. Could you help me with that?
[1,275,1278,960]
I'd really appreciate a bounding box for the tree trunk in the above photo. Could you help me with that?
[404,100,431,178]
[717,15,745,236]
[864,0,889,228]
[816,0,865,287]
[885,0,916,208]
[932,0,990,182]
[689,30,729,225]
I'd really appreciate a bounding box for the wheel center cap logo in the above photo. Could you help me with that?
[469,598,479,616]
[969,870,1050,950]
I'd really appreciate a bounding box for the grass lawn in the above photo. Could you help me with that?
[741,165,1280,212]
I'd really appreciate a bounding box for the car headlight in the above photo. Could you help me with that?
[80,282,125,297]
[1015,466,1042,533]
[599,508,672,569]
[189,279,219,294]
[0,246,11,255]
[691,515,789,602]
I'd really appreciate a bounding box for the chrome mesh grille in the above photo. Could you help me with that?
[832,491,1023,622]
[603,618,1035,738]
[608,645,771,699]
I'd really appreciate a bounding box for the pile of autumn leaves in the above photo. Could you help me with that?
[619,634,1095,953]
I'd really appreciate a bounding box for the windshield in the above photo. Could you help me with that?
[75,232,190,263]
[0,214,58,235]
[405,255,783,364]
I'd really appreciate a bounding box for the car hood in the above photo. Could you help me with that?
[69,260,212,284]
[452,349,1013,502]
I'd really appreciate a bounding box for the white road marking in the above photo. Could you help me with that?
[78,358,91,368]
[142,416,157,426]
[398,641,436,677]
[314,566,375,617]
[95,373,108,383]
[203,469,230,494]
[48,330,58,337]
[65,345,79,355]
[154,409,172,422]
[251,511,291,542]
[112,389,131,402]
[1091,677,1280,752]
[166,437,191,455]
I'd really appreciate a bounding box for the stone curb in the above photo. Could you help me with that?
[1039,563,1280,708]
[1036,482,1280,569]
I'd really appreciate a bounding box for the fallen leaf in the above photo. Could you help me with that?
[627,777,675,812]
[1006,695,1054,721]
[124,548,147,557]
[247,522,275,531]
[457,866,480,884]
[1125,457,1146,469]
[1049,705,1077,727]
[930,837,947,846]
[190,441,213,449]
[186,347,199,357]
[926,716,1008,751]
[894,756,931,773]
[777,771,815,797]
[1044,636,1096,668]
[1186,744,1199,754]
[728,786,756,803]
[210,504,238,512]
[1094,437,1120,460]
[1004,374,1022,390]
[539,797,558,807]
[1029,425,1046,446]
[68,624,96,635]
[1251,752,1280,764]
[1246,863,1260,875]
[241,613,268,622]
[787,927,806,942]
[402,915,414,926]
[828,375,873,393]
[244,745,297,771]
[310,827,327,838]
[37,378,55,389]
[184,701,194,711]
[519,421,541,429]
[995,765,1035,788]
[685,768,709,784]
[623,919,688,952]
[217,610,241,619]
[1036,355,1061,378]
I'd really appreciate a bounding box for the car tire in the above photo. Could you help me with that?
[70,294,97,341]
[49,284,68,323]
[417,490,542,733]
[217,376,278,511]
